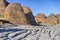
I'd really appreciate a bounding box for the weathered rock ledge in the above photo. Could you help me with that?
[0,25,60,40]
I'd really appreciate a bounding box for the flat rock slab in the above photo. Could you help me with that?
[0,26,60,40]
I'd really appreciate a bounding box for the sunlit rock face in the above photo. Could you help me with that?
[22,6,38,25]
[35,13,59,25]
[0,0,37,25]
[45,14,58,25]
[4,3,30,25]
[56,14,60,24]
[0,0,9,18]
[0,26,60,40]
[35,13,46,24]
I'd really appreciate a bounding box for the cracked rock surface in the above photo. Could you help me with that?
[0,25,60,40]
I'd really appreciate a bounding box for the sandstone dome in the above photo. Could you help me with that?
[35,13,46,23]
[45,14,58,25]
[22,6,32,14]
[4,3,30,25]
[22,6,37,25]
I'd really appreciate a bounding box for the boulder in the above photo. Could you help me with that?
[45,14,58,25]
[35,13,46,24]
[4,3,30,25]
[22,6,37,25]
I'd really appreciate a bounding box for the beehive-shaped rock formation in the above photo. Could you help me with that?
[4,3,30,25]
[45,14,58,25]
[22,6,37,25]
[0,0,38,25]
[35,13,46,24]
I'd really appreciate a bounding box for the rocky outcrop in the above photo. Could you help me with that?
[4,3,30,25]
[0,0,38,25]
[56,14,60,23]
[0,0,9,18]
[22,6,37,25]
[35,13,59,25]
[1,0,60,26]
[45,14,58,25]
[0,25,60,40]
[35,13,46,24]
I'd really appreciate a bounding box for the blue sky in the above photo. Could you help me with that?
[7,0,60,16]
